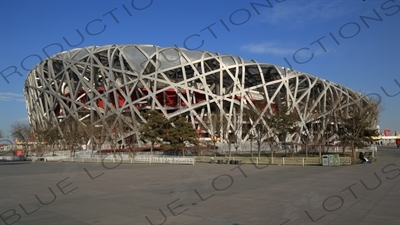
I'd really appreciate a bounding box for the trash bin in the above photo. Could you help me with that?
[328,155,334,166]
[322,155,329,166]
[334,155,340,166]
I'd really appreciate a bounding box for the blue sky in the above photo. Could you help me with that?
[0,0,399,138]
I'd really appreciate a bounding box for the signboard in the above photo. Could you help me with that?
[16,149,24,157]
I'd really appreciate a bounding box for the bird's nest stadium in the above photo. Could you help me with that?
[24,44,378,146]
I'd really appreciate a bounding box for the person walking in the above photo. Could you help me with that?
[359,152,371,164]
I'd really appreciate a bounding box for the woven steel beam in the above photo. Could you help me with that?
[24,44,378,144]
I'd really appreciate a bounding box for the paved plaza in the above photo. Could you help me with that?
[0,146,399,225]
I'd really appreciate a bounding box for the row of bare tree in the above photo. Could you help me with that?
[201,101,379,162]
[7,100,379,162]
[8,110,199,159]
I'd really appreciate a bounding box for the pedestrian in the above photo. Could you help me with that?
[359,152,371,164]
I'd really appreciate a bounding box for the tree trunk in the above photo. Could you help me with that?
[69,145,73,157]
[352,142,356,161]
[150,142,154,164]
[305,144,308,158]
[284,141,287,156]
[228,144,231,160]
[318,144,322,159]
[342,145,346,157]
[91,143,97,158]
[269,143,274,164]
[213,141,217,157]
[291,144,296,157]
[250,139,253,157]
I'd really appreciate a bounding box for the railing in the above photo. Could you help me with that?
[195,156,271,165]
[281,157,350,166]
[195,156,352,166]
[134,156,195,165]
[0,156,21,161]
[2,154,352,166]
[339,157,352,165]
[282,157,321,166]
[35,155,195,165]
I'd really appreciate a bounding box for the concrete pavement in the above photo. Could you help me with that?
[0,146,399,225]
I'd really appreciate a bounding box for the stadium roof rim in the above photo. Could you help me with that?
[38,44,334,83]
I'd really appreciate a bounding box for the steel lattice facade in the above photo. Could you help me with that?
[24,44,377,144]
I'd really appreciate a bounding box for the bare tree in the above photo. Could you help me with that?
[300,108,326,158]
[85,123,107,158]
[249,105,299,162]
[31,120,60,157]
[103,114,126,159]
[220,115,234,160]
[232,113,243,156]
[314,116,332,158]
[251,112,268,161]
[301,124,314,159]
[243,102,300,162]
[122,114,141,159]
[241,112,255,157]
[10,122,32,157]
[269,106,299,157]
[59,117,86,157]
[206,113,223,157]
[243,105,265,160]
[47,127,61,156]
[337,101,379,160]
[31,126,48,157]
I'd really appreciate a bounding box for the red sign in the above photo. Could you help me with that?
[16,150,24,157]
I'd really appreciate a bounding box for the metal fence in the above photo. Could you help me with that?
[281,157,321,166]
[281,157,352,166]
[0,156,21,161]
[33,155,195,165]
[1,154,352,166]
[194,156,352,166]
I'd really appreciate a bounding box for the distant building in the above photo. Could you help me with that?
[24,44,378,145]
